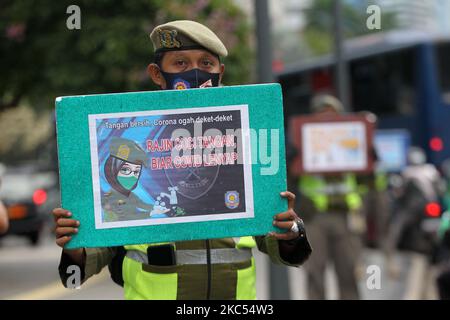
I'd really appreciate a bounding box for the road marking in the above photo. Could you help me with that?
[5,269,110,300]
[403,252,427,300]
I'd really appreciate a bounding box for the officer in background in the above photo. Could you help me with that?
[0,201,7,234]
[0,166,9,234]
[53,20,312,300]
[354,113,390,248]
[298,94,364,300]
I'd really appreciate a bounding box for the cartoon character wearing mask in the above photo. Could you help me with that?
[102,137,153,222]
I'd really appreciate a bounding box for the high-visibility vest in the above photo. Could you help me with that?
[357,172,389,195]
[375,172,388,192]
[122,237,257,300]
[298,174,362,212]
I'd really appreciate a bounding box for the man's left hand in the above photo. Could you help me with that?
[269,191,304,241]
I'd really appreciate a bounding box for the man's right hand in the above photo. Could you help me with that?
[53,208,85,266]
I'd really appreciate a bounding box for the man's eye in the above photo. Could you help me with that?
[175,60,186,66]
[202,60,213,67]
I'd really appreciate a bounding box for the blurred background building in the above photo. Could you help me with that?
[378,0,450,33]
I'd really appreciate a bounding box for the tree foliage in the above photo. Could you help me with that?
[0,0,252,112]
[303,0,398,55]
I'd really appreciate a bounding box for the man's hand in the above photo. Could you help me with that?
[269,191,303,241]
[53,208,85,265]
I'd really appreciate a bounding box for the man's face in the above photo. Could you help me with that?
[148,49,225,89]
[315,105,339,116]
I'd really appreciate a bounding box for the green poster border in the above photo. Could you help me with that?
[56,83,287,249]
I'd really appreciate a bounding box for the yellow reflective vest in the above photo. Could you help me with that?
[298,174,362,213]
[122,237,257,300]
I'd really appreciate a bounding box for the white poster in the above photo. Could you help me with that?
[302,122,368,173]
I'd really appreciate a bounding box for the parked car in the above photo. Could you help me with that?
[0,163,58,245]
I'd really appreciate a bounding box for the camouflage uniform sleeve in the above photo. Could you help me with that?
[58,247,117,287]
[255,235,312,267]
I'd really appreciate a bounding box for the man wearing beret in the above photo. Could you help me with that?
[54,20,312,300]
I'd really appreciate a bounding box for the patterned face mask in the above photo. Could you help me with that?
[160,68,220,90]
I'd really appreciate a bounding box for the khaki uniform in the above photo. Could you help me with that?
[299,174,363,300]
[59,236,312,299]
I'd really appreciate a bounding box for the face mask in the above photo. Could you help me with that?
[117,176,138,190]
[160,68,220,90]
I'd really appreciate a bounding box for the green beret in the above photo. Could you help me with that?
[150,20,228,58]
[109,138,148,167]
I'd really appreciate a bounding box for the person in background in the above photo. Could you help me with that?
[441,159,450,214]
[0,175,9,234]
[436,159,450,299]
[0,201,8,234]
[298,94,364,300]
[386,147,444,254]
[355,113,394,276]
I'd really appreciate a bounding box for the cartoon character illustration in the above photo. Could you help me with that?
[101,137,153,222]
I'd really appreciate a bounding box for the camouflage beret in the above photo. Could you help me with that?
[109,138,148,167]
[150,20,228,58]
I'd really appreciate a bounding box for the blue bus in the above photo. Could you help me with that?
[276,31,450,167]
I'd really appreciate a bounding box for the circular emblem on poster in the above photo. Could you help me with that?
[225,191,240,209]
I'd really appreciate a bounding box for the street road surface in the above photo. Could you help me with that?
[0,231,439,300]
